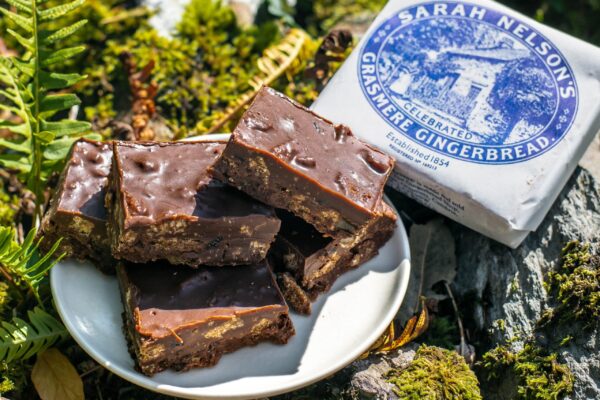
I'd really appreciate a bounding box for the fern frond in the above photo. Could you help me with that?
[40,70,86,90]
[40,45,85,66]
[0,226,64,305]
[0,7,33,33]
[207,29,311,134]
[0,58,31,134]
[0,154,30,172]
[37,0,85,21]
[0,307,68,363]
[40,119,90,136]
[7,28,34,52]
[44,19,87,43]
[39,93,80,115]
[10,57,35,77]
[0,0,91,223]
[5,0,31,14]
[0,138,30,153]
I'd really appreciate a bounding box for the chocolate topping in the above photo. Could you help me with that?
[57,139,112,220]
[114,141,275,224]
[120,259,287,338]
[39,139,114,273]
[236,87,394,212]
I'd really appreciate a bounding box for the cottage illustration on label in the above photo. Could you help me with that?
[358,1,578,164]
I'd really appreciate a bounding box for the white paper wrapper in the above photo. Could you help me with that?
[312,0,600,248]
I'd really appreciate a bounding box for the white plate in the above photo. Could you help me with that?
[50,134,411,400]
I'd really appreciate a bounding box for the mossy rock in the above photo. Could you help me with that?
[387,345,481,400]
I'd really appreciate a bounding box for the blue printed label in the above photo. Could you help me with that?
[358,1,578,164]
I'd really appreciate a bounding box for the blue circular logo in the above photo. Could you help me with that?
[358,1,578,164]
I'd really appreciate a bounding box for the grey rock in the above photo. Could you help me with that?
[580,133,600,182]
[452,167,600,399]
[349,343,418,399]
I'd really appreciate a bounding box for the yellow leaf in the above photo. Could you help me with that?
[360,300,430,359]
[31,348,84,400]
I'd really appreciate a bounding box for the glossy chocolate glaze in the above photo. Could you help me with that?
[57,139,112,220]
[39,139,114,272]
[118,259,288,338]
[113,141,275,224]
[234,87,394,212]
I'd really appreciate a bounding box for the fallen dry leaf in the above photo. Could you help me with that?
[398,218,457,323]
[361,301,429,358]
[32,348,84,400]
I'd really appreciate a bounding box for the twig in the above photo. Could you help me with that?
[80,364,102,378]
[444,281,467,356]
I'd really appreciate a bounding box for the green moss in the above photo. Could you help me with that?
[543,241,599,327]
[0,376,14,395]
[0,281,11,318]
[510,276,520,294]
[0,182,18,226]
[300,0,388,35]
[4,0,341,137]
[387,345,482,400]
[494,319,506,333]
[87,27,201,132]
[0,361,27,396]
[79,0,287,136]
[480,343,573,399]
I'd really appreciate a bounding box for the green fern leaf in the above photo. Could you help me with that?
[40,71,86,90]
[10,57,35,78]
[0,226,64,305]
[0,154,30,172]
[41,119,90,136]
[0,120,29,136]
[43,135,78,160]
[1,0,89,223]
[0,59,29,120]
[40,45,85,67]
[7,0,29,8]
[37,0,84,21]
[0,307,68,363]
[0,103,21,116]
[5,0,31,13]
[34,130,55,144]
[0,7,33,33]
[0,138,30,153]
[43,19,87,43]
[39,93,80,114]
[0,88,18,104]
[7,28,35,51]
